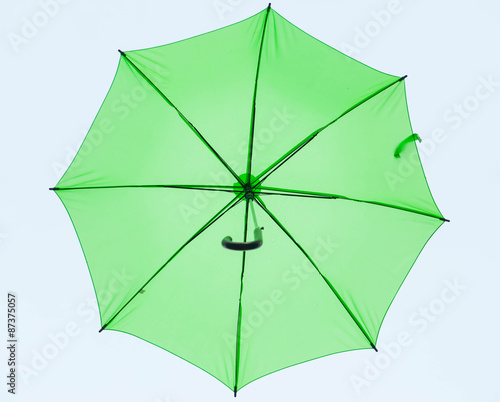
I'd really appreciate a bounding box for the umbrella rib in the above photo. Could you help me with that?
[118,50,244,187]
[98,195,244,333]
[245,3,272,182]
[258,187,450,222]
[233,198,250,397]
[50,184,237,194]
[254,75,407,186]
[254,196,378,352]
[256,135,316,185]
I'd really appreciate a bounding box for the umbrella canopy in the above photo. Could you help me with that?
[51,4,447,395]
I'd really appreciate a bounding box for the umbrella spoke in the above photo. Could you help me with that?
[245,4,272,184]
[119,50,245,187]
[50,184,237,194]
[254,75,407,186]
[257,186,449,222]
[254,196,378,351]
[98,194,244,333]
[233,198,250,396]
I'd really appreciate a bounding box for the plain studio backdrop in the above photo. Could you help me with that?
[1,0,499,401]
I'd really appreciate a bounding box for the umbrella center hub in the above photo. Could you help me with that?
[233,174,261,200]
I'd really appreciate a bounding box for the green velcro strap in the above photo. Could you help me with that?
[394,133,422,158]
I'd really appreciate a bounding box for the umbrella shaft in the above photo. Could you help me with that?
[249,199,259,228]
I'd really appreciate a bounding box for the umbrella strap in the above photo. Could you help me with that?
[394,133,421,158]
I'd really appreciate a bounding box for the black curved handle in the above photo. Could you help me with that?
[222,227,263,251]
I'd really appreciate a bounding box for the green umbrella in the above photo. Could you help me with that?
[51,4,448,395]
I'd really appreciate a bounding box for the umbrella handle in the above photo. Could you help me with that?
[222,227,264,251]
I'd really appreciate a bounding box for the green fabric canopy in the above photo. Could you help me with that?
[52,4,446,394]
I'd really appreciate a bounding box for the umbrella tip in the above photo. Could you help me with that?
[233,388,237,397]
[98,324,107,333]
[267,3,271,9]
[118,49,125,56]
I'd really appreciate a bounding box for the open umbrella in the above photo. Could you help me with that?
[51,4,448,395]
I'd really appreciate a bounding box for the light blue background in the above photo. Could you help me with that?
[1,0,499,401]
